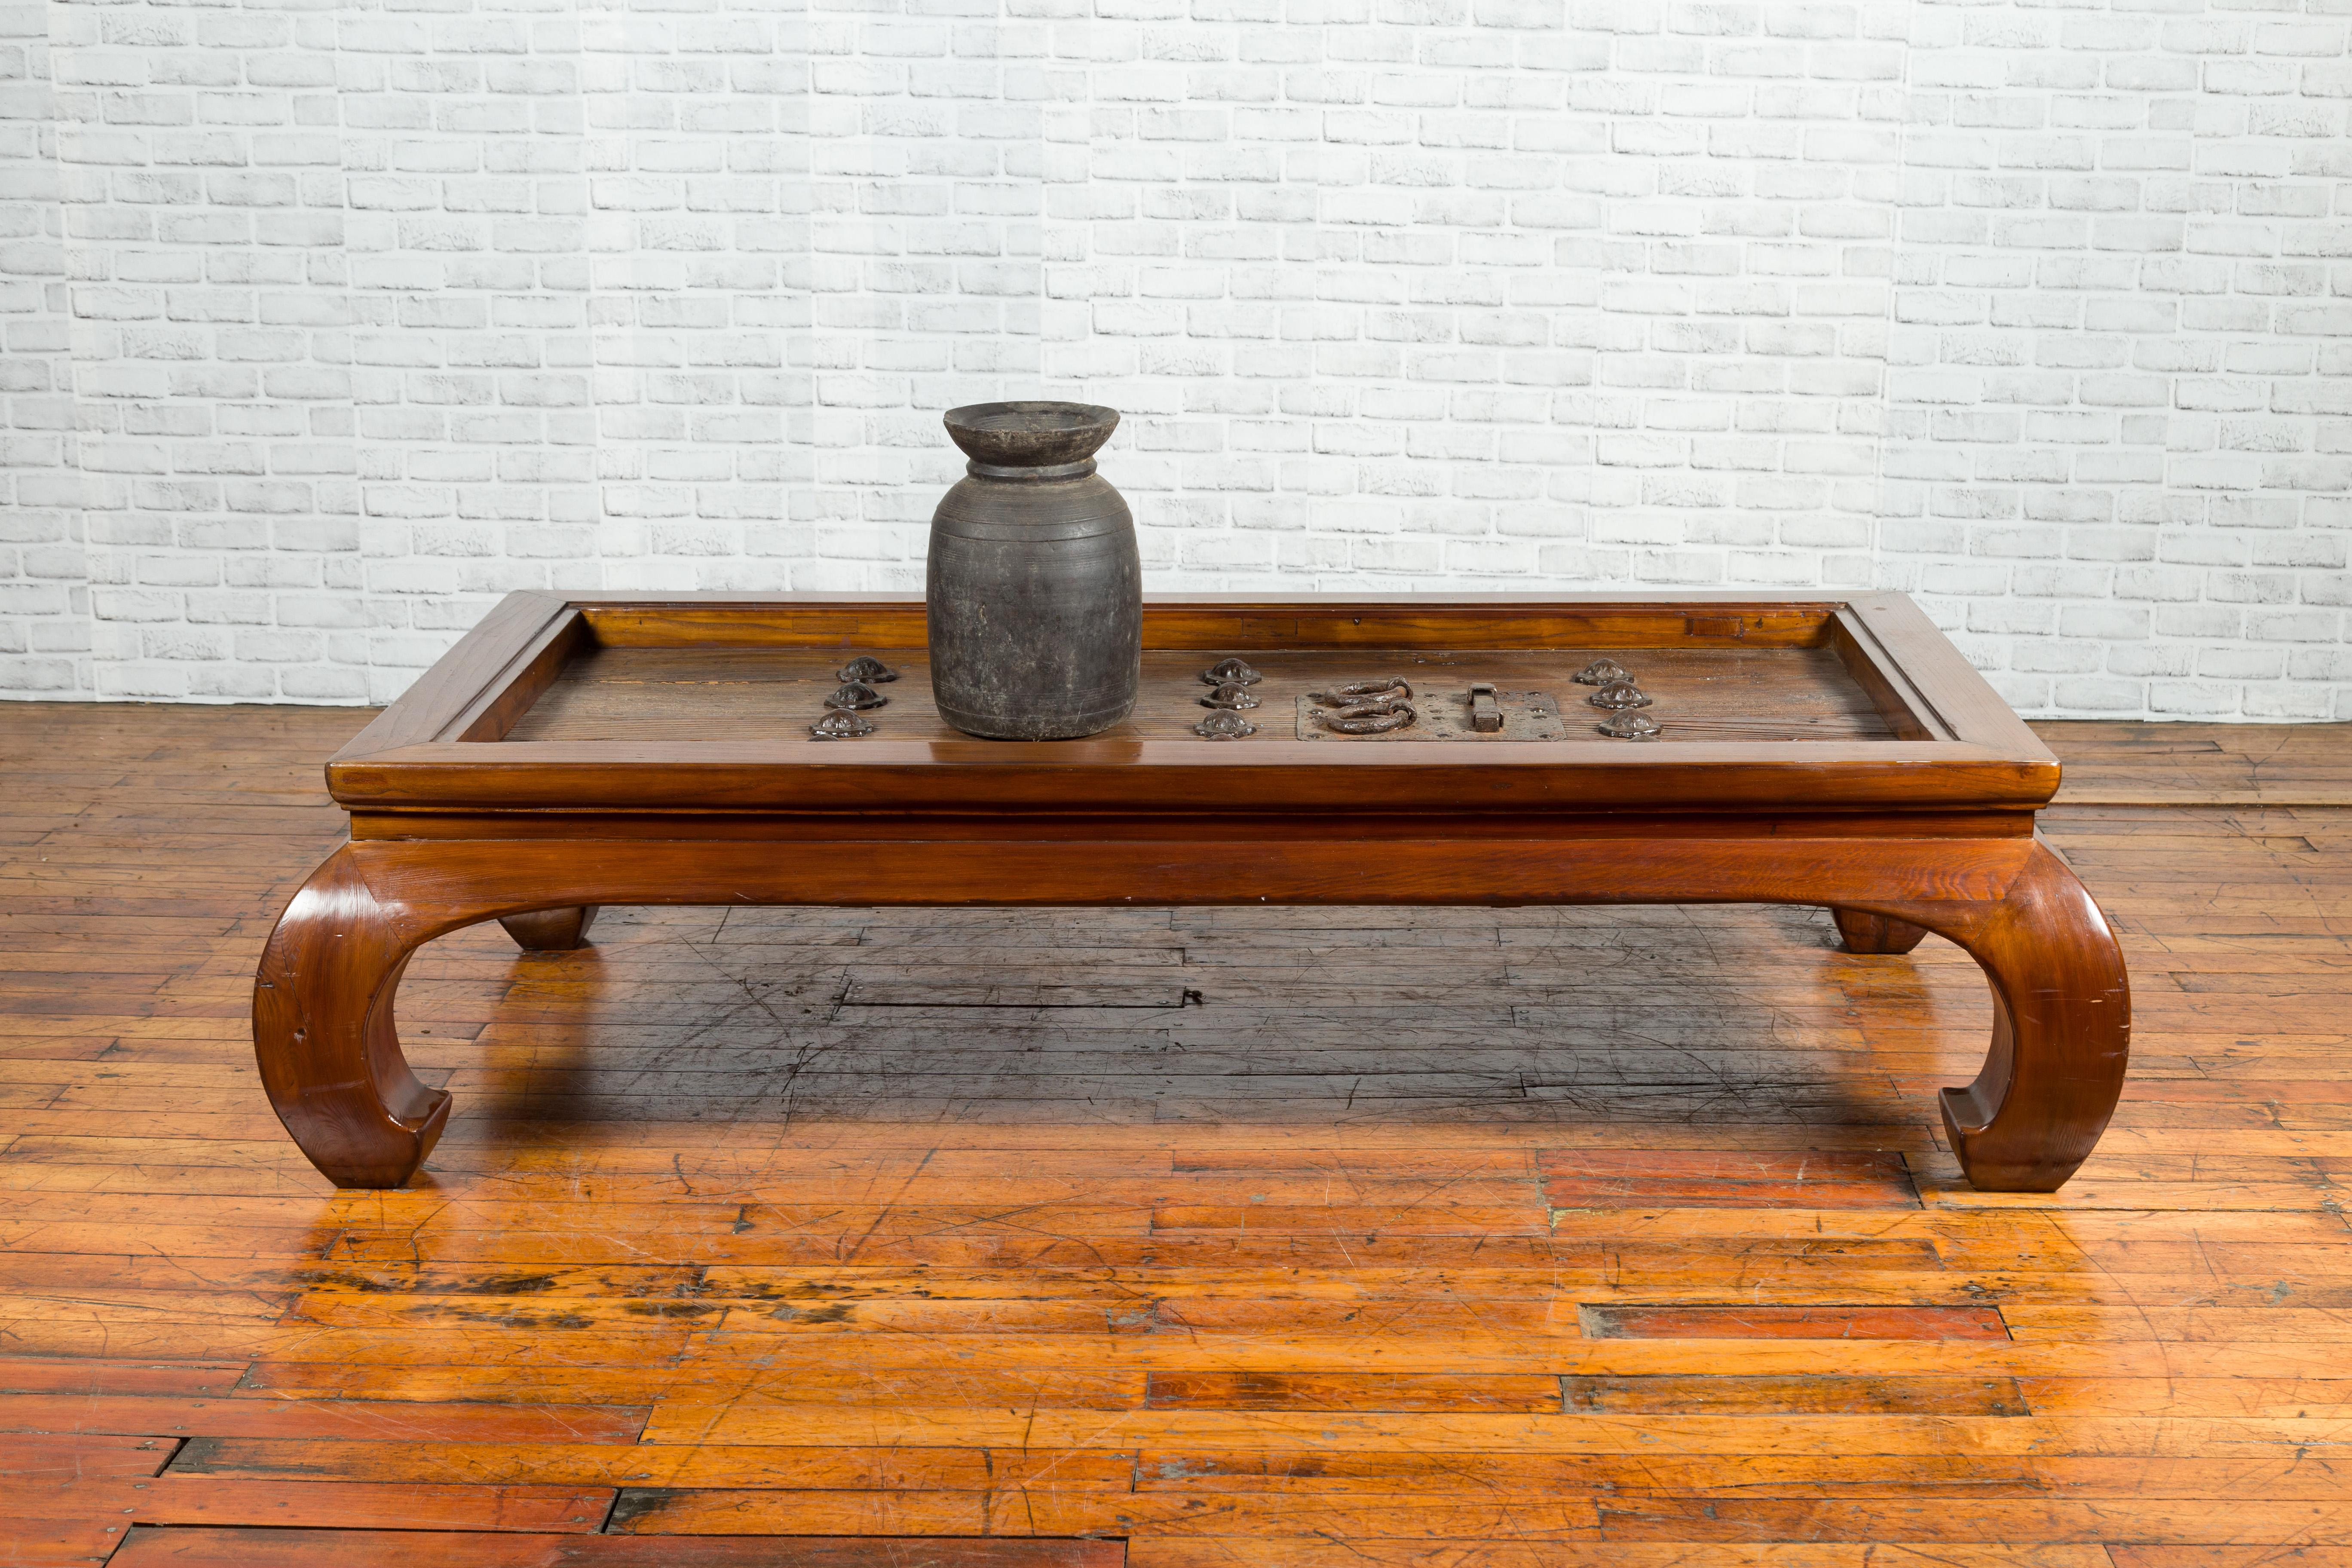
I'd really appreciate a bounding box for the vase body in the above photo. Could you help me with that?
[927,402,1141,741]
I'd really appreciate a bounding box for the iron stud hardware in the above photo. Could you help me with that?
[1586,680,1653,710]
[1598,709,1662,741]
[825,681,889,711]
[810,710,876,740]
[1194,710,1259,740]
[1200,682,1262,710]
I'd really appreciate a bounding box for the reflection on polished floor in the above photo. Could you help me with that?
[3,703,2350,1565]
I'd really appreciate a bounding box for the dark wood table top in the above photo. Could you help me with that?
[326,591,2058,820]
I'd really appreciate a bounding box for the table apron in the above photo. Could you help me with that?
[346,809,2042,844]
[339,833,2041,932]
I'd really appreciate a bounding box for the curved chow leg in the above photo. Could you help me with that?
[1831,908,1929,955]
[499,906,599,952]
[1850,838,2130,1192]
[246,830,2125,1192]
[253,847,453,1188]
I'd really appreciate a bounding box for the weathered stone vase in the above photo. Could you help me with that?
[927,401,1141,741]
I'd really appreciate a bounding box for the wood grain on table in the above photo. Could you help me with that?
[504,646,1899,747]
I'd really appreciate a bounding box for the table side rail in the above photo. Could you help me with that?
[346,806,2047,842]
[446,610,593,743]
[1826,606,1947,743]
[1842,593,2054,759]
[572,598,1848,652]
[327,742,2062,813]
[334,830,2051,910]
[330,590,575,760]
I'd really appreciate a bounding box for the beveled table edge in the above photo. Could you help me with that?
[327,590,2058,818]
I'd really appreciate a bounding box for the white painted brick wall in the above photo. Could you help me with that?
[1,0,2346,717]
[1885,0,2352,718]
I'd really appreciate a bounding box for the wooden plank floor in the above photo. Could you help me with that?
[2,702,2350,1566]
[2039,720,2352,805]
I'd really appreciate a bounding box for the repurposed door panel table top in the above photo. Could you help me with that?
[255,592,2130,1194]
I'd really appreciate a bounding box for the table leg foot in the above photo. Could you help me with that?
[1876,839,2130,1192]
[499,905,598,952]
[253,846,451,1188]
[1831,908,1929,955]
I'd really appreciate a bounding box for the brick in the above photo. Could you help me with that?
[0,3,2335,723]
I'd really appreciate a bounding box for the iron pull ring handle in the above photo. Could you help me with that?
[1322,698,1417,734]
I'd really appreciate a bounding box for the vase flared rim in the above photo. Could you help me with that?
[943,401,1120,467]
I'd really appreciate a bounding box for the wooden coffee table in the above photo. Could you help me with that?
[255,592,2129,1192]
